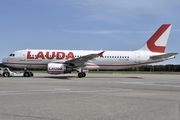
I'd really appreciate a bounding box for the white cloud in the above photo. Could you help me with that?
[82,0,179,14]
[64,29,154,34]
[76,0,180,24]
[43,0,180,25]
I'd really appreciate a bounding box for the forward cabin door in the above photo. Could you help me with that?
[20,51,26,61]
[135,52,140,63]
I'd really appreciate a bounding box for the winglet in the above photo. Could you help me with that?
[98,51,105,57]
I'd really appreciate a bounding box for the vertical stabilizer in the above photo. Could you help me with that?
[138,24,172,53]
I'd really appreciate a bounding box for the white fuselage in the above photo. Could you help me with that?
[2,24,177,75]
[2,49,165,70]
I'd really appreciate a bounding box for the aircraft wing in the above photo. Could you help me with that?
[150,53,178,60]
[64,51,105,66]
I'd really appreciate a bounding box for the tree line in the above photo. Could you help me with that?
[121,64,180,72]
[0,63,180,72]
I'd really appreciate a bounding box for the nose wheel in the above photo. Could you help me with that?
[23,68,34,77]
[78,72,86,78]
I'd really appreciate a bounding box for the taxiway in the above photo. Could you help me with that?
[0,73,180,120]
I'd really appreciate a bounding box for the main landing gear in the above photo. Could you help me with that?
[77,72,86,78]
[76,68,86,78]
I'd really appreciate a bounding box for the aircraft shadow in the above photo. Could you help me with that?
[0,75,144,80]
[123,77,143,79]
[33,76,143,80]
[84,76,143,79]
[33,76,75,80]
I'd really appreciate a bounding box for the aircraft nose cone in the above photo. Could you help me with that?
[2,58,8,64]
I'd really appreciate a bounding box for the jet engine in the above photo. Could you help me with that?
[47,63,72,74]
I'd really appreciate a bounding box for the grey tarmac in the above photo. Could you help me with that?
[0,73,180,120]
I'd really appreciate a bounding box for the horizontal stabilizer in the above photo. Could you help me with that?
[150,53,178,60]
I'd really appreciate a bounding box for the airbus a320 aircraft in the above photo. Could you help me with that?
[2,24,178,78]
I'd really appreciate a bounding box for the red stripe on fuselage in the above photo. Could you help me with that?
[2,60,162,67]
[86,61,162,66]
[2,62,47,66]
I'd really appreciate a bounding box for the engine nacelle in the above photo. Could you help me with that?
[47,63,72,74]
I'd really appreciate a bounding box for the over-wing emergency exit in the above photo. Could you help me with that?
[2,24,178,78]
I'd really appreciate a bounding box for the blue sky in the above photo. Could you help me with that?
[0,0,180,64]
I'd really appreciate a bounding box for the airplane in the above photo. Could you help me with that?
[1,24,178,78]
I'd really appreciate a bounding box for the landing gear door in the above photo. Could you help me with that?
[135,52,140,63]
[20,51,26,61]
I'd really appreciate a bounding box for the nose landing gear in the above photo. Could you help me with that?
[23,68,33,77]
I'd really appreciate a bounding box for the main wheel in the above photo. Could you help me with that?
[78,72,83,78]
[3,72,10,77]
[82,72,86,77]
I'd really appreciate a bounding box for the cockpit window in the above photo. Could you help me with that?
[9,53,15,57]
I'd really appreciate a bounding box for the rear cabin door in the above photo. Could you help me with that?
[135,52,140,63]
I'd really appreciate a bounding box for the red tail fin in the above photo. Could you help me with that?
[138,24,172,53]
